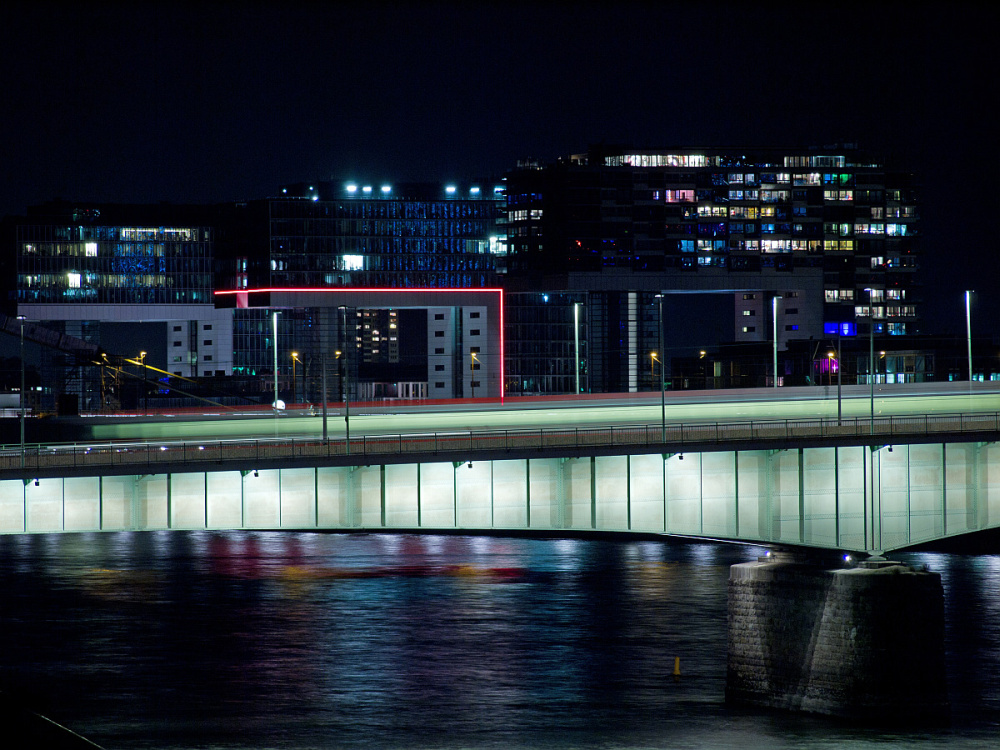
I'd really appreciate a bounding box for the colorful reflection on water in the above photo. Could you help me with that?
[0,531,997,749]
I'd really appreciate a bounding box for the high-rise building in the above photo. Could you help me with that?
[502,145,918,394]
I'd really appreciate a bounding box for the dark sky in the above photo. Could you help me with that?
[2,1,997,334]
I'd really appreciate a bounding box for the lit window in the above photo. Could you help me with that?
[85,242,97,256]
[664,189,695,203]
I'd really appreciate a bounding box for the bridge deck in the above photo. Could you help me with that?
[2,411,999,480]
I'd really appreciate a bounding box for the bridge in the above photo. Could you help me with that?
[3,382,1000,554]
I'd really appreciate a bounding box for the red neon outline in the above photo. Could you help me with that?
[215,286,505,401]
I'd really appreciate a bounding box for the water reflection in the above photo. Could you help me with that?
[0,532,997,749]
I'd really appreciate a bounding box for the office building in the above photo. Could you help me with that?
[216,181,506,401]
[12,202,232,410]
[503,145,918,393]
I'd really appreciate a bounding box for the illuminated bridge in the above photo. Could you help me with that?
[3,383,1000,554]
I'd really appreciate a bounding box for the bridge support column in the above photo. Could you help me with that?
[726,553,947,722]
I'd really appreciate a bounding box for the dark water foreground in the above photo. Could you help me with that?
[0,531,998,749]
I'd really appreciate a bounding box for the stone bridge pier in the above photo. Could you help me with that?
[726,551,948,721]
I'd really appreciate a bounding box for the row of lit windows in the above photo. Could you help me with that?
[17,226,207,243]
[699,221,911,238]
[684,239,846,253]
[19,272,212,290]
[815,223,915,237]
[20,241,210,259]
[717,172,856,186]
[267,272,490,288]
[855,305,917,318]
[17,288,207,303]
[605,153,714,168]
[692,205,916,222]
[271,200,497,222]
[825,289,906,304]
[269,254,494,273]
[270,218,494,238]
[507,209,544,221]
[783,155,847,168]
[271,236,492,256]
[20,257,212,274]
[659,190,911,208]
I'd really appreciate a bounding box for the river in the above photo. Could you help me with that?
[0,531,997,749]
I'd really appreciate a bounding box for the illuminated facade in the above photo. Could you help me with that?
[218,183,506,400]
[17,224,213,305]
[12,203,234,410]
[503,146,918,393]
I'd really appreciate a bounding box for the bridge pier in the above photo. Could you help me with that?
[726,552,948,722]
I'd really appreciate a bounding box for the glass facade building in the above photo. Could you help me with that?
[11,203,233,411]
[503,146,919,394]
[219,182,506,400]
[17,224,212,305]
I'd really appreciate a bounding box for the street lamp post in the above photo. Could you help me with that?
[966,290,974,383]
[18,315,25,469]
[772,294,781,388]
[321,350,328,442]
[573,301,581,395]
[272,311,280,409]
[836,333,842,424]
[655,293,665,442]
[863,288,876,434]
[139,351,147,416]
[869,320,875,435]
[339,306,350,453]
[291,351,300,405]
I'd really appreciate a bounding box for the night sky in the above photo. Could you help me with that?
[2,2,996,334]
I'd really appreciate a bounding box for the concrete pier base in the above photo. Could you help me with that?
[726,554,948,722]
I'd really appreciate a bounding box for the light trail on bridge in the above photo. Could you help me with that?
[55,381,1000,445]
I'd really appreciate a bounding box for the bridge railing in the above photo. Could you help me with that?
[3,411,1000,475]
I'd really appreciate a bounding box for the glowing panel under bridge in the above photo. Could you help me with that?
[3,441,999,554]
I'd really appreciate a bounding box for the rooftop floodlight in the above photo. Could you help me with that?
[346,183,357,193]
[446,185,457,194]
[362,185,373,193]
[380,185,391,194]
[470,186,481,194]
